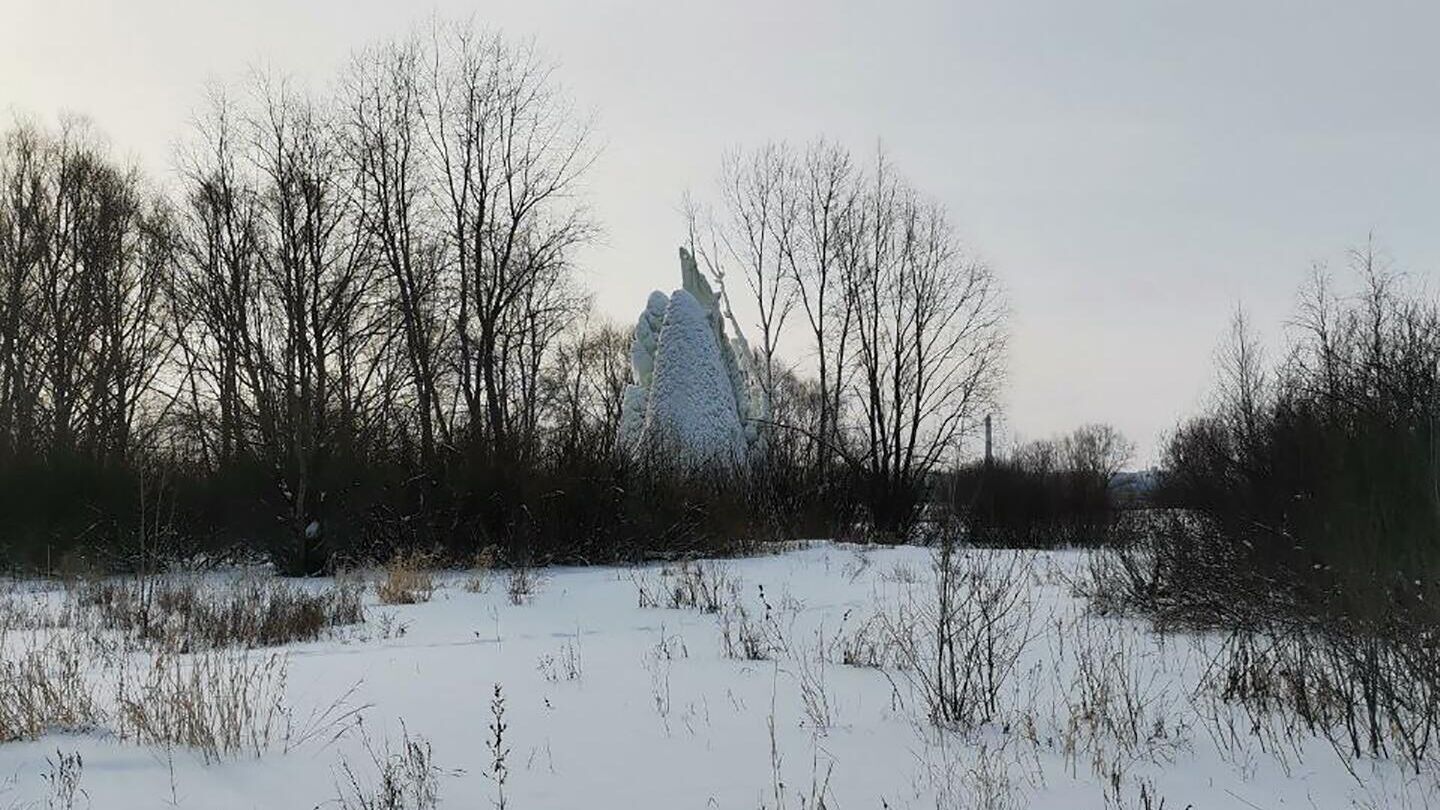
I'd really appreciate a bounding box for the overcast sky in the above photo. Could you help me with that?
[4,0,1437,463]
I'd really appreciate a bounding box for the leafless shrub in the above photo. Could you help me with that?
[1069,514,1214,626]
[664,561,737,613]
[1072,545,1161,619]
[41,749,87,810]
[1056,615,1189,778]
[506,567,543,606]
[883,543,1038,730]
[651,625,689,661]
[374,612,411,640]
[375,553,437,606]
[719,587,781,662]
[630,569,662,608]
[537,639,583,683]
[1199,618,1440,777]
[825,608,902,670]
[334,724,448,810]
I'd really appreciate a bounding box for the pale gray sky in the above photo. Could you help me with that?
[4,0,1438,463]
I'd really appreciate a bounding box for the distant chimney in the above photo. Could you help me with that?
[984,414,993,468]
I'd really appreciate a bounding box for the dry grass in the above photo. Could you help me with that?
[2,626,296,765]
[826,610,901,670]
[0,634,101,742]
[463,547,499,595]
[69,574,365,651]
[0,571,370,771]
[114,649,289,764]
[376,553,438,606]
[719,601,779,662]
[41,748,87,810]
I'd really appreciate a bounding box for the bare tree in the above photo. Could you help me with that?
[174,89,266,465]
[1061,423,1135,483]
[0,117,176,464]
[1217,305,1267,445]
[702,143,794,401]
[175,76,385,572]
[251,76,376,570]
[0,122,47,459]
[423,23,596,457]
[842,151,1006,536]
[774,139,858,467]
[345,36,450,467]
[545,316,630,459]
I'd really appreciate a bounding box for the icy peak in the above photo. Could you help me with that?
[617,248,769,469]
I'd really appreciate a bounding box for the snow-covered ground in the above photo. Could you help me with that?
[0,543,1432,808]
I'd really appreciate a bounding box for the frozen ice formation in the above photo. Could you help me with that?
[617,247,769,468]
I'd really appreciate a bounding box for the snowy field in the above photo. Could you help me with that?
[0,543,1433,809]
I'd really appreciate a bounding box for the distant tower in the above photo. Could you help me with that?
[984,414,993,469]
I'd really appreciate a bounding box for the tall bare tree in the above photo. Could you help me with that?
[249,76,379,569]
[842,151,1005,535]
[774,139,858,466]
[174,89,265,465]
[0,117,176,464]
[423,23,595,456]
[345,36,450,467]
[713,143,794,401]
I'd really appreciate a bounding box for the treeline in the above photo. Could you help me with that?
[0,23,1008,573]
[0,26,610,573]
[1109,246,1440,628]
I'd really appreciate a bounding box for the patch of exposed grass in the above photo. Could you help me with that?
[72,574,365,651]
[0,634,101,742]
[114,649,289,763]
[376,553,438,606]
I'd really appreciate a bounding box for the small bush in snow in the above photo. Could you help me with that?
[664,561,736,613]
[506,567,542,606]
[882,537,1038,731]
[41,749,87,810]
[334,724,447,810]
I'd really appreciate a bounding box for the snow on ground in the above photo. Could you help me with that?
[0,543,1433,808]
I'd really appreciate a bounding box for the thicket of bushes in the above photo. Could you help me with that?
[948,423,1135,548]
[0,427,862,577]
[1133,249,1440,627]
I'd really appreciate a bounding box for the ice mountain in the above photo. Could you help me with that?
[618,248,768,468]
